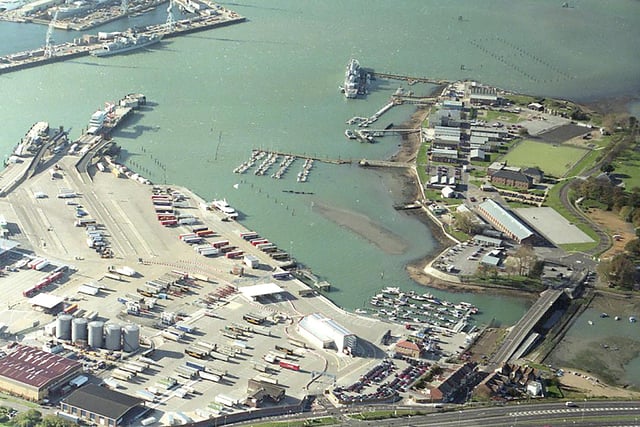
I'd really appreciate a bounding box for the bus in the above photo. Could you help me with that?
[243,313,266,325]
[185,347,208,360]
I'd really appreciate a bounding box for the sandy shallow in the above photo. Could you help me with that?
[312,201,409,255]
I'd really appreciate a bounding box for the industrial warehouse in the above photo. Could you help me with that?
[0,345,82,401]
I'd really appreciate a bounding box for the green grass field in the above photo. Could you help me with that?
[482,110,521,124]
[501,140,587,177]
[613,148,640,190]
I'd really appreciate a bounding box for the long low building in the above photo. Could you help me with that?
[60,384,144,426]
[0,344,82,402]
[297,313,357,354]
[476,199,535,244]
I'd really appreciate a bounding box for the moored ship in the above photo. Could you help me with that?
[342,58,360,98]
[90,33,163,57]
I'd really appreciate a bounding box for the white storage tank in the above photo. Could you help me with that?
[104,323,121,351]
[88,321,104,348]
[56,314,73,340]
[71,318,88,343]
[122,324,140,353]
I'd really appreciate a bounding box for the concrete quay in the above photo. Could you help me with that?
[0,11,245,76]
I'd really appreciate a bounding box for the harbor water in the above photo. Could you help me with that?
[1,0,639,379]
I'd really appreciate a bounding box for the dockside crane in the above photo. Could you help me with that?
[165,0,175,32]
[44,8,59,59]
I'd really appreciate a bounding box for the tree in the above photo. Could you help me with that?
[454,212,481,235]
[600,163,615,174]
[599,254,636,290]
[529,260,545,279]
[513,244,537,276]
[12,409,41,427]
[39,415,77,427]
[625,238,640,259]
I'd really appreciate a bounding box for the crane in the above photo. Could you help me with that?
[44,8,59,59]
[165,0,175,32]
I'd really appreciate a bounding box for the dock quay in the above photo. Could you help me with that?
[371,72,452,86]
[0,9,245,76]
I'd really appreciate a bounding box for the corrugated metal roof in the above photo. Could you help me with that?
[299,313,354,343]
[0,345,81,389]
[478,199,534,242]
[63,384,142,420]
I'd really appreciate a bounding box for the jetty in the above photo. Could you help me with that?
[251,150,352,166]
[371,72,452,86]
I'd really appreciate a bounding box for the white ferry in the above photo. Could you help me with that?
[211,199,238,218]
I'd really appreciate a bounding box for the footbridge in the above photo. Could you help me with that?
[488,288,565,367]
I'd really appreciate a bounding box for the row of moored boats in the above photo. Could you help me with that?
[233,150,315,183]
[362,287,479,332]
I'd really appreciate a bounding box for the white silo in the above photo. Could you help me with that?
[122,324,140,353]
[87,321,104,348]
[56,314,73,340]
[71,317,88,343]
[104,323,121,350]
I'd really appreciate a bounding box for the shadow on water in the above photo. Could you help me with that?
[185,35,294,46]
[218,2,291,12]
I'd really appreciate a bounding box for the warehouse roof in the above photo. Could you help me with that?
[478,199,534,242]
[240,282,284,299]
[28,293,64,309]
[299,313,354,341]
[64,384,143,420]
[0,345,81,389]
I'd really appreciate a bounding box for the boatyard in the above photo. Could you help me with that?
[0,94,476,425]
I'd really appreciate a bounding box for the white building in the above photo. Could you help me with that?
[297,313,357,354]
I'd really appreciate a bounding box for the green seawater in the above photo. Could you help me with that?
[1,0,639,332]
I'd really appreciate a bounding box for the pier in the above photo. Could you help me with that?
[251,150,352,166]
[371,72,452,86]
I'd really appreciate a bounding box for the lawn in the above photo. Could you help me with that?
[500,140,587,177]
[482,110,521,124]
[613,147,640,190]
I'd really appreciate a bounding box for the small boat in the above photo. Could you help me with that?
[630,316,637,323]
[600,313,609,318]
[344,129,357,140]
[615,316,621,321]
[355,309,367,314]
[588,320,594,325]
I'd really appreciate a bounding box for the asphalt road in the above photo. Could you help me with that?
[248,400,640,427]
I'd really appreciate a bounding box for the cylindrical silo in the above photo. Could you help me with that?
[122,324,140,353]
[87,321,104,348]
[104,323,121,351]
[56,314,73,340]
[71,318,88,343]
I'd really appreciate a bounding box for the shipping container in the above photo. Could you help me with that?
[211,240,229,248]
[198,371,221,382]
[279,360,300,371]
[239,231,259,240]
[214,394,239,408]
[185,360,206,371]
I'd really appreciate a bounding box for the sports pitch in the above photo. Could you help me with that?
[501,140,587,177]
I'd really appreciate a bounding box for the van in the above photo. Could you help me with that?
[565,401,577,407]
